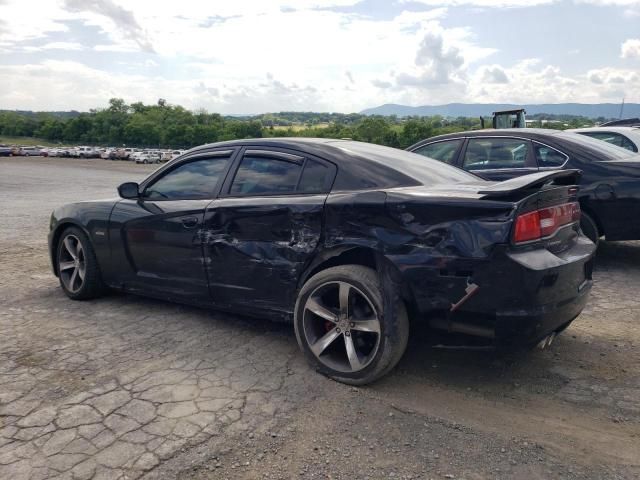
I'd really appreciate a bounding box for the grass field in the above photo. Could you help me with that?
[271,123,330,132]
[0,136,62,147]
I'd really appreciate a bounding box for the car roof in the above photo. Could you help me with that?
[568,126,640,134]
[416,128,569,143]
[411,128,638,161]
[187,137,480,190]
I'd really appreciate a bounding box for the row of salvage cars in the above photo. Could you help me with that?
[3,145,185,163]
[48,127,640,384]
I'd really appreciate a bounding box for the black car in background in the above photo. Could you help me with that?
[409,129,640,244]
[48,139,595,384]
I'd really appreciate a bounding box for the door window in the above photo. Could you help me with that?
[143,156,230,200]
[412,140,462,165]
[533,143,568,168]
[230,156,303,195]
[463,138,529,170]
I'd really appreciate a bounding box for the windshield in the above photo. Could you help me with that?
[557,131,635,160]
[332,141,481,186]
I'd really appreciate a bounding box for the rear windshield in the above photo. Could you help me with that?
[557,131,635,160]
[333,141,479,186]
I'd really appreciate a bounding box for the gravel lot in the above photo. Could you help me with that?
[1,156,639,480]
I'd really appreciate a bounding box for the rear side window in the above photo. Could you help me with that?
[533,143,568,167]
[143,156,230,200]
[231,156,302,195]
[463,138,529,170]
[298,159,334,193]
[413,140,462,165]
[579,131,638,152]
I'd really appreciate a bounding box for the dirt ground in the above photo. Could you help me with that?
[1,156,638,480]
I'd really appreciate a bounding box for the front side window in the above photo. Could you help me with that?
[533,143,568,168]
[143,156,230,200]
[230,156,302,195]
[463,138,529,170]
[413,140,462,165]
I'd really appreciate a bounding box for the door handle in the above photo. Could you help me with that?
[181,217,200,228]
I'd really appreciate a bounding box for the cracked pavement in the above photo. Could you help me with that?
[1,157,639,480]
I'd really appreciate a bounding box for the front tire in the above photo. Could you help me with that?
[580,212,600,246]
[294,265,409,385]
[56,227,106,300]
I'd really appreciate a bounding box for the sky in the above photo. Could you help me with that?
[0,0,639,114]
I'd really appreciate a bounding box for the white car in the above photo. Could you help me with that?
[100,149,118,160]
[135,152,160,164]
[21,146,41,156]
[73,146,99,158]
[130,151,145,162]
[568,126,640,153]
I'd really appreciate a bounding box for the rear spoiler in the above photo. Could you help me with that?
[478,169,581,198]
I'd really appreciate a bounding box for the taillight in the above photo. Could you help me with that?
[514,202,580,244]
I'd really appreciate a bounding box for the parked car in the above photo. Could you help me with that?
[130,151,145,162]
[53,148,72,157]
[21,146,41,156]
[135,152,161,164]
[48,139,595,384]
[73,146,99,158]
[568,126,640,153]
[408,128,640,245]
[0,144,12,156]
[115,148,132,160]
[101,149,118,160]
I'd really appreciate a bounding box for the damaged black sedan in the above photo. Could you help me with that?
[48,139,595,384]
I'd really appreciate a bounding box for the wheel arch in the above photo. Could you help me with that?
[298,246,417,315]
[579,202,604,237]
[50,220,91,276]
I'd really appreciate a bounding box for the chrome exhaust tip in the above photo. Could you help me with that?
[537,333,556,350]
[546,332,556,348]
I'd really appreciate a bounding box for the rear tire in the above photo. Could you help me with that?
[580,212,600,246]
[294,265,409,385]
[56,226,106,300]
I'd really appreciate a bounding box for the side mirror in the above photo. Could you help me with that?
[118,182,140,199]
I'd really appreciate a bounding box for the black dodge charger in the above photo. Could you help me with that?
[49,139,595,384]
[408,128,640,245]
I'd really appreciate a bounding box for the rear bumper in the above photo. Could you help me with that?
[494,277,591,346]
[393,235,596,346]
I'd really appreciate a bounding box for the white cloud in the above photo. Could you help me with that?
[479,65,509,83]
[0,0,638,112]
[403,0,555,6]
[41,41,85,50]
[408,0,640,5]
[587,67,639,84]
[621,38,640,58]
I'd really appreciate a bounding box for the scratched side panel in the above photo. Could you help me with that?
[201,194,326,316]
[323,189,515,318]
[383,193,515,318]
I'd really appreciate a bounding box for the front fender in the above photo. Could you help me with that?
[48,200,119,275]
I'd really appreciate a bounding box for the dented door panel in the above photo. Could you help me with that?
[202,195,326,314]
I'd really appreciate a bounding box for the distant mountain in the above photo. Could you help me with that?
[360,103,640,119]
[0,110,82,119]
